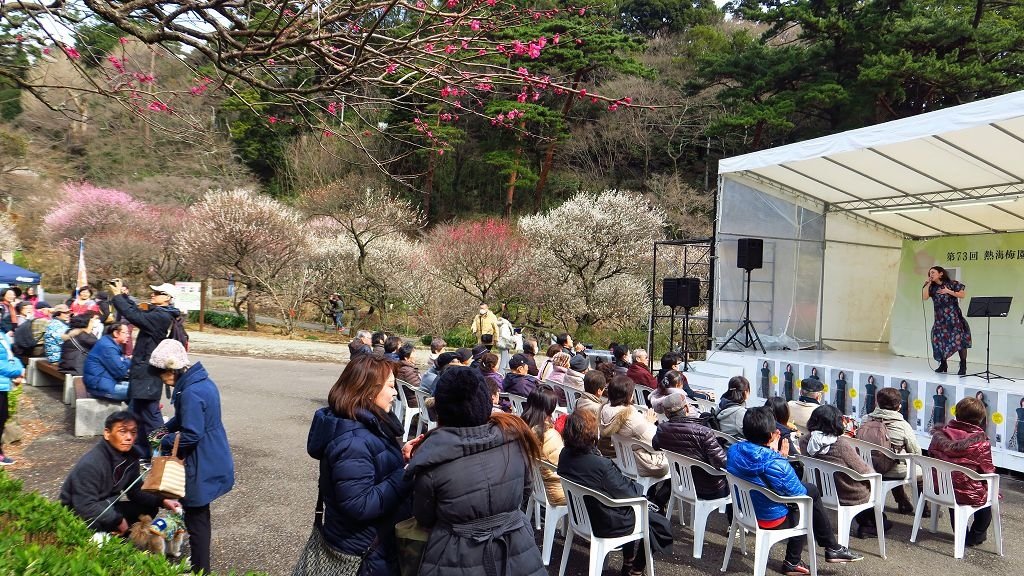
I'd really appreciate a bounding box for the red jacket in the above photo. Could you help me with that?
[625,362,658,389]
[927,420,994,506]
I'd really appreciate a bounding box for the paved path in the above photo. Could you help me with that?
[9,353,1024,575]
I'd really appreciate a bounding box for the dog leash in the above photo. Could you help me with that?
[86,463,150,531]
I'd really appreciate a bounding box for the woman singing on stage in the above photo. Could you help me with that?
[923,266,971,375]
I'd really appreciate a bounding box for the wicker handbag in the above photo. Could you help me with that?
[142,433,187,499]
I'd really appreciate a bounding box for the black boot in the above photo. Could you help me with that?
[935,359,947,373]
[958,361,967,376]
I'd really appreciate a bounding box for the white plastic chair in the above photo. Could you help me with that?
[396,379,419,441]
[712,429,740,448]
[847,436,917,515]
[411,387,437,436]
[504,392,527,415]
[610,435,670,494]
[797,456,886,558]
[691,397,717,414]
[531,459,568,566]
[552,382,584,413]
[634,386,654,408]
[720,472,817,576]
[910,455,1003,559]
[662,450,731,558]
[558,478,654,576]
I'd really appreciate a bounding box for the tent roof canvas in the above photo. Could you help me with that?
[718,90,1024,238]
[0,261,41,285]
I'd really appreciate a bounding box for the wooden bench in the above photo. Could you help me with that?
[27,358,64,388]
[73,376,127,437]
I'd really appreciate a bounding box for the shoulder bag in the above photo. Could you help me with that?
[292,462,375,576]
[142,433,187,498]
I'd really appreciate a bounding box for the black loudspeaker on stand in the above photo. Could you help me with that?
[965,296,1013,382]
[719,238,767,354]
[663,278,700,371]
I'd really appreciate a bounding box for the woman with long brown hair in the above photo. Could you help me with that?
[299,353,420,576]
[405,365,545,576]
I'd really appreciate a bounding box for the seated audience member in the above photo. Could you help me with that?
[599,376,667,478]
[14,301,33,326]
[538,344,561,380]
[727,407,862,575]
[596,359,617,386]
[502,353,540,397]
[479,352,504,391]
[928,397,995,547]
[383,335,402,361]
[650,370,692,415]
[83,322,132,401]
[452,347,473,367]
[788,377,825,431]
[858,386,923,515]
[59,312,100,375]
[60,411,180,533]
[348,330,373,358]
[575,371,607,418]
[12,303,50,359]
[371,331,387,354]
[522,385,565,505]
[429,337,447,364]
[488,377,508,413]
[421,351,457,394]
[563,353,588,390]
[70,285,101,316]
[717,376,751,439]
[610,344,631,375]
[625,349,658,389]
[653,393,729,501]
[656,352,679,385]
[764,396,799,455]
[559,410,674,575]
[546,352,571,384]
[522,339,540,377]
[394,342,421,386]
[44,305,72,363]
[800,404,880,537]
[469,344,489,369]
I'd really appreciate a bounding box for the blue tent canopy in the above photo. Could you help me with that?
[0,261,41,285]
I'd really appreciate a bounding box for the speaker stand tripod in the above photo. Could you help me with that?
[669,306,695,372]
[719,268,766,354]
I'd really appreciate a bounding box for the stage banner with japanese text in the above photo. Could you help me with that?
[890,231,1024,368]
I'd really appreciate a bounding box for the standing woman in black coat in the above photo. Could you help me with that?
[559,410,674,576]
[405,366,545,576]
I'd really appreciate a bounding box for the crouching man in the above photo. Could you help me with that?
[60,411,180,534]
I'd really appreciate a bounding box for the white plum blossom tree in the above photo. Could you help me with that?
[518,189,665,330]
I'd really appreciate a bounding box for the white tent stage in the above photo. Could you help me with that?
[700,90,1024,468]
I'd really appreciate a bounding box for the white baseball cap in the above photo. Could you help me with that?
[149,283,179,298]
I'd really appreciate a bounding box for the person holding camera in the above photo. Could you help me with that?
[109,279,183,458]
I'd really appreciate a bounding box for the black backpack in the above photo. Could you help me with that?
[166,314,189,350]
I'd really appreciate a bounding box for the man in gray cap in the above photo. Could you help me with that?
[110,280,183,457]
[788,377,825,431]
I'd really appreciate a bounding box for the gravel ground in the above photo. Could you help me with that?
[6,336,1024,576]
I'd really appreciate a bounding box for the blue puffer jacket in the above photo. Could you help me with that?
[0,333,25,392]
[83,335,130,399]
[726,441,805,522]
[307,406,413,576]
[160,362,234,507]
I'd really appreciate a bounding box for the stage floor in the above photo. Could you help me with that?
[698,348,1024,471]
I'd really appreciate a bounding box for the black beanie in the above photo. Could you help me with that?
[434,366,493,428]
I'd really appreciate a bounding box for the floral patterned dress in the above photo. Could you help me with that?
[929,281,972,361]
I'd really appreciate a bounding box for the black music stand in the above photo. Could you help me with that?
[965,296,1013,382]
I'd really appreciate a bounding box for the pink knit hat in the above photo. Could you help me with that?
[149,339,190,370]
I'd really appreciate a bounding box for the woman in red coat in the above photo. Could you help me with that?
[927,396,995,547]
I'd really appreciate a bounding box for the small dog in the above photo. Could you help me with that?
[127,513,186,558]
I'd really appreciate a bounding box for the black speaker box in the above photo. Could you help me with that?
[737,238,763,270]
[663,277,700,308]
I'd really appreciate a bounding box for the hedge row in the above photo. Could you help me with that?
[0,471,263,575]
[186,310,249,330]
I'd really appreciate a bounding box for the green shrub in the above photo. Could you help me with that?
[0,471,267,575]
[187,310,248,329]
[7,386,21,419]
[442,326,476,348]
[420,334,433,346]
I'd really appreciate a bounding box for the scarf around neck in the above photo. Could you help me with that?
[806,430,839,456]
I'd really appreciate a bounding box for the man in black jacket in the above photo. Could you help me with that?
[110,280,182,457]
[60,411,179,533]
